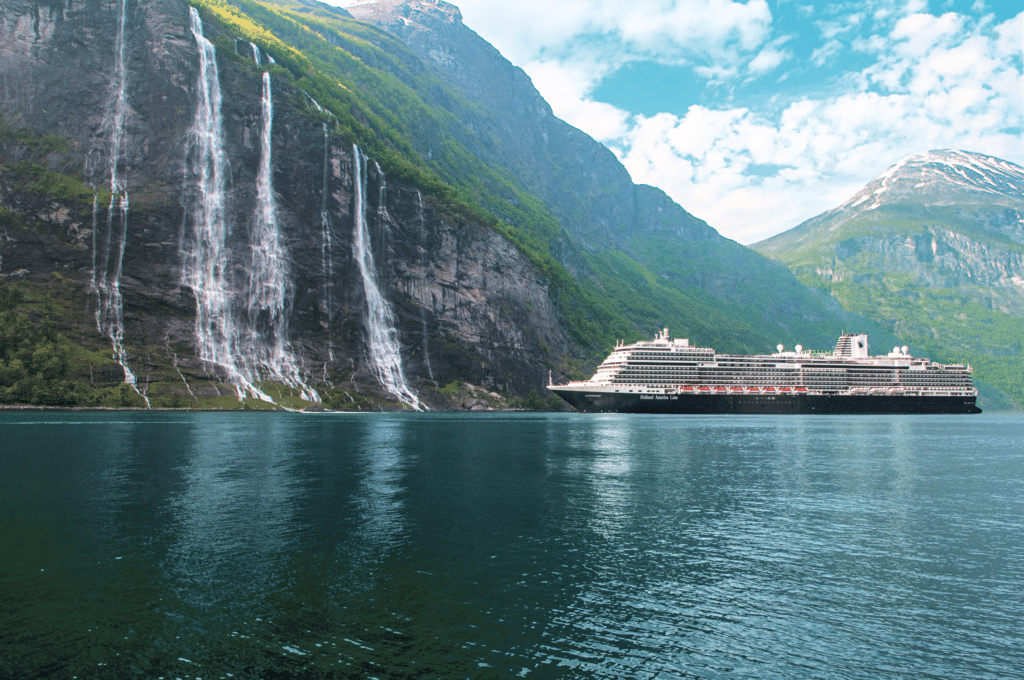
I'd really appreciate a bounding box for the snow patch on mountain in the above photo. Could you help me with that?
[837,150,1024,214]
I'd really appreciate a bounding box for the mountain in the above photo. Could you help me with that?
[0,0,867,410]
[345,0,853,346]
[756,150,1024,409]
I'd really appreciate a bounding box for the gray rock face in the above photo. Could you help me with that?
[0,0,565,405]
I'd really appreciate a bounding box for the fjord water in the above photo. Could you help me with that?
[2,413,1022,678]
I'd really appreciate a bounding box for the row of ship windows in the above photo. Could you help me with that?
[611,370,969,378]
[609,376,971,385]
[606,368,966,378]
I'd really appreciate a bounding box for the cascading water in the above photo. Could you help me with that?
[183,13,318,403]
[320,123,334,361]
[244,71,317,402]
[93,0,148,406]
[416,190,435,383]
[249,41,260,66]
[183,7,257,400]
[352,145,422,410]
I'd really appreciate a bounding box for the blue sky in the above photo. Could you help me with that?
[337,0,1023,243]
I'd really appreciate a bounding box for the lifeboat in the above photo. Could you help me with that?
[762,386,776,393]
[714,386,728,393]
[779,387,792,393]
[794,387,808,393]
[680,385,695,393]
[698,385,711,393]
[747,386,760,393]
[730,386,744,393]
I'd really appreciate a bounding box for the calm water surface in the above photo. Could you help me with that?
[2,412,1022,679]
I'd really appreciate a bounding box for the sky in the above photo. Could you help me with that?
[335,0,1024,244]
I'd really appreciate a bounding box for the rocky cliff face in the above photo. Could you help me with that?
[0,0,565,407]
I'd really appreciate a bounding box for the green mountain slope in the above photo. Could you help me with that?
[259,0,871,354]
[756,150,1024,409]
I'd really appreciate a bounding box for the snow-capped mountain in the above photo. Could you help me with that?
[836,150,1024,214]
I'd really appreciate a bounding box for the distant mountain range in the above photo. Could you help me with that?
[756,150,1024,409]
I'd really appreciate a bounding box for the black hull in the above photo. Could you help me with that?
[550,389,981,414]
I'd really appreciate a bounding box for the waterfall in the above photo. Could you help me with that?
[249,41,260,66]
[93,0,147,406]
[416,190,434,383]
[352,145,422,410]
[184,12,317,404]
[320,123,334,355]
[245,71,317,402]
[183,8,267,402]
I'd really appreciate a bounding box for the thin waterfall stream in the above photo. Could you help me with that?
[93,0,147,406]
[184,7,257,400]
[320,122,334,366]
[246,70,316,402]
[352,145,422,410]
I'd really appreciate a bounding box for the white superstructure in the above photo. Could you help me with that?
[556,329,977,398]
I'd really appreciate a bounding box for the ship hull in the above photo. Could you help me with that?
[550,389,981,415]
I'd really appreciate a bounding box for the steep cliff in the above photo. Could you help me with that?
[0,0,566,408]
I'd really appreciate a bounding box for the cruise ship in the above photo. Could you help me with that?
[548,329,980,414]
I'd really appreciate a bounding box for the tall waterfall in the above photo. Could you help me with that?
[93,0,147,405]
[244,71,316,402]
[184,7,253,398]
[416,190,434,383]
[184,8,316,403]
[320,123,334,356]
[352,145,422,410]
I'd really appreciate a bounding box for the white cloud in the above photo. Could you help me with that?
[456,0,774,70]
[747,44,788,75]
[811,38,843,66]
